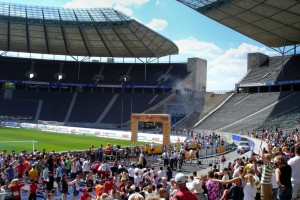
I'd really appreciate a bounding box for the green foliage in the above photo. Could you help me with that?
[0,127,144,153]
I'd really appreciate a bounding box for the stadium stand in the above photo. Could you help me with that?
[240,55,300,84]
[12,90,73,122]
[219,92,300,133]
[68,92,115,123]
[196,92,293,131]
[0,54,189,127]
[0,56,189,86]
[0,98,37,119]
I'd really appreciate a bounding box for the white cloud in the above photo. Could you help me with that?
[145,18,168,32]
[171,38,275,90]
[114,5,133,16]
[64,0,149,16]
[174,37,223,60]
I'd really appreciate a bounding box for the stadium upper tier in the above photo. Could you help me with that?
[0,56,190,86]
[177,0,300,48]
[0,2,178,57]
[240,54,300,84]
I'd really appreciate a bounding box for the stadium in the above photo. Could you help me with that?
[0,0,299,200]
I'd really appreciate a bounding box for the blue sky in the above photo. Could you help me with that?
[2,0,276,91]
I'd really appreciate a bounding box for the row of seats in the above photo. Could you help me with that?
[0,56,190,85]
[240,54,300,84]
[196,92,293,131]
[0,89,172,125]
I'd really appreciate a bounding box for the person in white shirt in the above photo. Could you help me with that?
[189,149,194,164]
[287,145,300,200]
[162,151,169,167]
[69,174,81,200]
[128,164,135,183]
[180,147,186,163]
[150,142,155,154]
[157,167,166,178]
[82,158,90,180]
[221,168,230,188]
[134,171,143,186]
[173,151,178,169]
[243,174,257,200]
[98,160,110,179]
[70,161,77,180]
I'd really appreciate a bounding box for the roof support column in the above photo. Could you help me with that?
[58,12,70,55]
[7,5,10,51]
[42,9,50,54]
[25,7,30,52]
[86,10,113,57]
[73,11,91,57]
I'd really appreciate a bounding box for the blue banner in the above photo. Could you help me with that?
[237,79,300,87]
[0,79,171,89]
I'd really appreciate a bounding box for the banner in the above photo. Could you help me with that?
[16,122,186,144]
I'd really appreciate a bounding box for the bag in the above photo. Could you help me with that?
[227,185,244,200]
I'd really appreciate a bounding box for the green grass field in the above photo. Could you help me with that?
[0,127,144,153]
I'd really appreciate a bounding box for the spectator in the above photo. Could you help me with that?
[205,170,221,200]
[211,167,244,200]
[189,149,194,164]
[9,179,25,200]
[287,145,300,200]
[80,188,94,200]
[221,155,226,163]
[61,174,68,200]
[69,174,81,200]
[44,171,54,200]
[28,179,38,200]
[104,177,115,194]
[243,174,257,200]
[275,155,292,200]
[188,172,205,200]
[171,173,198,200]
[260,143,274,200]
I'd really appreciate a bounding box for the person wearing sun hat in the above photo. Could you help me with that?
[171,173,198,200]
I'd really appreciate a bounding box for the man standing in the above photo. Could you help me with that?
[287,145,300,200]
[104,177,115,194]
[69,174,81,200]
[98,144,103,162]
[260,143,274,200]
[180,146,186,163]
[28,179,38,200]
[44,171,54,200]
[162,151,169,167]
[171,173,198,200]
[189,149,194,164]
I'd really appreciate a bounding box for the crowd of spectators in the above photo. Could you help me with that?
[0,143,203,200]
[0,125,299,200]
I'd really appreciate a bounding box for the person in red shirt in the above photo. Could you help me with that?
[104,177,115,194]
[9,179,25,200]
[28,179,38,200]
[171,173,198,200]
[92,161,100,174]
[15,160,26,179]
[118,178,127,191]
[221,155,226,163]
[80,188,94,200]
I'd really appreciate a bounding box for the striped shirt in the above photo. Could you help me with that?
[261,163,273,184]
